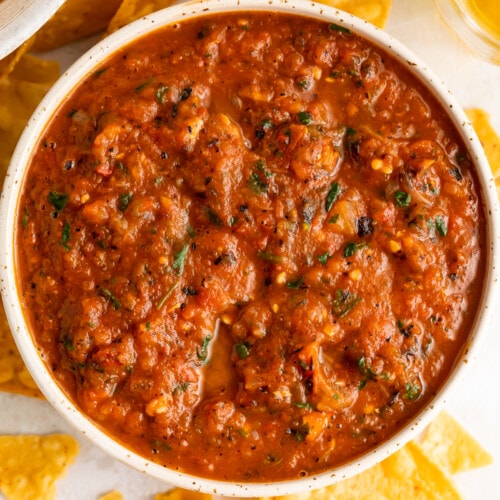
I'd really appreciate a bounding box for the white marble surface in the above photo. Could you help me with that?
[1,0,499,498]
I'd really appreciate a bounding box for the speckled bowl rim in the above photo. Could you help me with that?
[1,0,499,496]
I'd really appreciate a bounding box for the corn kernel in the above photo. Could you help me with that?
[381,164,393,174]
[159,256,169,265]
[349,269,362,281]
[323,323,337,337]
[271,303,279,313]
[275,272,287,285]
[371,158,383,171]
[221,313,234,325]
[364,404,375,414]
[313,66,322,80]
[389,240,402,253]
[80,193,90,204]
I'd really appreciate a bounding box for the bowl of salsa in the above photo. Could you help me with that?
[1,0,499,496]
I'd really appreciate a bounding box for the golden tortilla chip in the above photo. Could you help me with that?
[155,489,212,500]
[254,442,460,500]
[107,0,178,33]
[0,37,35,82]
[32,0,123,52]
[0,53,59,180]
[466,108,500,179]
[107,0,391,33]
[0,433,79,500]
[99,491,124,500]
[415,411,493,474]
[318,0,392,29]
[0,300,43,398]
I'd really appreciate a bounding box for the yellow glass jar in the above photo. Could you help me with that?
[434,0,500,64]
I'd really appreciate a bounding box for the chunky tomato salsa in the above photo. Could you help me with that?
[17,12,486,481]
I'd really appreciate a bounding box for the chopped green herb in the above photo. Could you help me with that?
[325,182,341,212]
[172,244,189,273]
[206,208,222,226]
[21,212,29,229]
[358,356,377,381]
[257,250,283,263]
[403,382,421,401]
[435,215,448,236]
[118,192,133,211]
[134,78,153,94]
[48,191,69,212]
[297,80,310,90]
[248,172,269,194]
[99,287,121,310]
[329,23,351,34]
[287,276,304,289]
[151,439,172,452]
[172,382,190,395]
[61,221,71,251]
[63,337,75,351]
[328,214,340,224]
[343,242,367,258]
[293,424,310,443]
[394,190,411,208]
[235,342,251,359]
[298,111,313,125]
[156,281,180,310]
[332,288,361,318]
[449,166,463,181]
[229,216,238,227]
[156,85,169,103]
[196,335,212,363]
[295,402,314,410]
[260,118,273,130]
[93,68,107,78]
[317,252,331,264]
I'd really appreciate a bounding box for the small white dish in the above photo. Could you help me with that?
[1,0,499,496]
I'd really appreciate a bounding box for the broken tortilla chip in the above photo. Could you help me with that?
[466,108,500,179]
[160,411,491,500]
[0,433,79,500]
[317,0,392,29]
[415,411,493,474]
[0,300,43,398]
[0,37,35,82]
[107,0,177,33]
[107,0,392,33]
[154,489,212,500]
[99,490,124,500]
[0,53,59,180]
[31,0,123,52]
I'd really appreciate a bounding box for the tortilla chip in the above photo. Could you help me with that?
[0,300,43,398]
[415,411,493,474]
[0,37,35,82]
[0,434,79,500]
[107,0,178,34]
[99,491,124,500]
[107,0,391,33]
[466,108,500,178]
[318,0,392,29]
[32,0,123,52]
[0,53,59,180]
[154,489,212,500]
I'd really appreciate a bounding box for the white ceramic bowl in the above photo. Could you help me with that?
[1,0,499,496]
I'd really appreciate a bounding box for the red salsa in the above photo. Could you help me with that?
[17,12,486,481]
